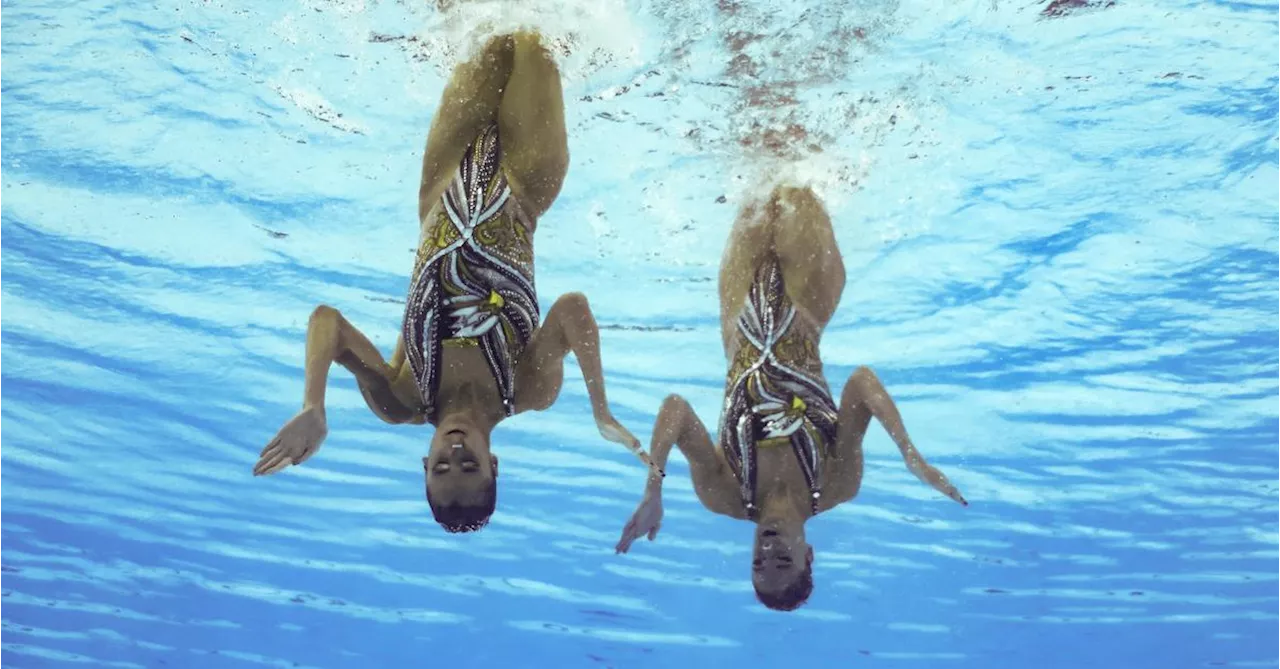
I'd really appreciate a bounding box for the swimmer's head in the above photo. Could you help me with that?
[424,419,497,533]
[751,517,814,611]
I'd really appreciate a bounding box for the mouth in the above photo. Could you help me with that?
[445,429,465,438]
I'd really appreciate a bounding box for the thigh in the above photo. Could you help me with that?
[718,200,773,356]
[498,31,568,222]
[768,186,846,330]
[417,35,513,223]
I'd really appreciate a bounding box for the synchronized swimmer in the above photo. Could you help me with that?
[254,24,966,611]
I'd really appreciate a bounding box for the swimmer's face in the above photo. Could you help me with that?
[751,520,814,611]
[424,424,497,533]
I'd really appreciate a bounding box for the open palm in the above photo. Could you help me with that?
[254,406,327,476]
[615,489,663,554]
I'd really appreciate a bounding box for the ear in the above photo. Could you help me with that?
[806,544,815,566]
[491,454,499,478]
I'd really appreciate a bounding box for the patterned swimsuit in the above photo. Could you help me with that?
[401,123,539,422]
[719,256,839,519]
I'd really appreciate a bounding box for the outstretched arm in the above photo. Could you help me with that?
[514,292,645,461]
[616,394,747,554]
[254,305,422,476]
[817,366,966,511]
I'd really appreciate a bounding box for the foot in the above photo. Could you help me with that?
[596,412,650,466]
[254,405,328,476]
[908,457,968,506]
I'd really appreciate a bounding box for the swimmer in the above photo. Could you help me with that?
[614,185,967,611]
[254,31,648,533]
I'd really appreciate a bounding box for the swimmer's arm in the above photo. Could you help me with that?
[388,336,407,370]
[386,338,429,426]
[817,367,966,511]
[514,292,646,460]
[254,306,421,476]
[646,394,748,520]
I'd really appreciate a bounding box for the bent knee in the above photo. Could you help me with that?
[850,366,890,397]
[554,291,590,313]
[769,185,821,215]
[511,30,551,56]
[310,304,342,324]
[475,33,516,64]
[852,366,878,383]
[661,393,690,415]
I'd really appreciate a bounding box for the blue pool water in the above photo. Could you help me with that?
[2,0,1277,667]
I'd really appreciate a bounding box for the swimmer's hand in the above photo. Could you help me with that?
[615,484,663,554]
[596,412,651,467]
[254,405,328,476]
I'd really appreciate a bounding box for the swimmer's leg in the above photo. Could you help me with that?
[818,366,966,510]
[718,199,775,356]
[766,185,846,331]
[418,34,515,222]
[514,292,644,461]
[498,31,569,221]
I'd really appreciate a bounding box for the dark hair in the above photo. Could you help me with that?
[754,563,814,611]
[426,479,496,533]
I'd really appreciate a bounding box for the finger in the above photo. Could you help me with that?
[252,454,278,476]
[253,463,276,476]
[262,458,292,476]
[259,437,281,457]
[615,533,634,554]
[258,442,285,462]
[257,443,283,466]
[255,453,291,476]
[647,525,659,541]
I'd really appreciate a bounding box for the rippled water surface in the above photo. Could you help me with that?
[2,0,1278,667]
